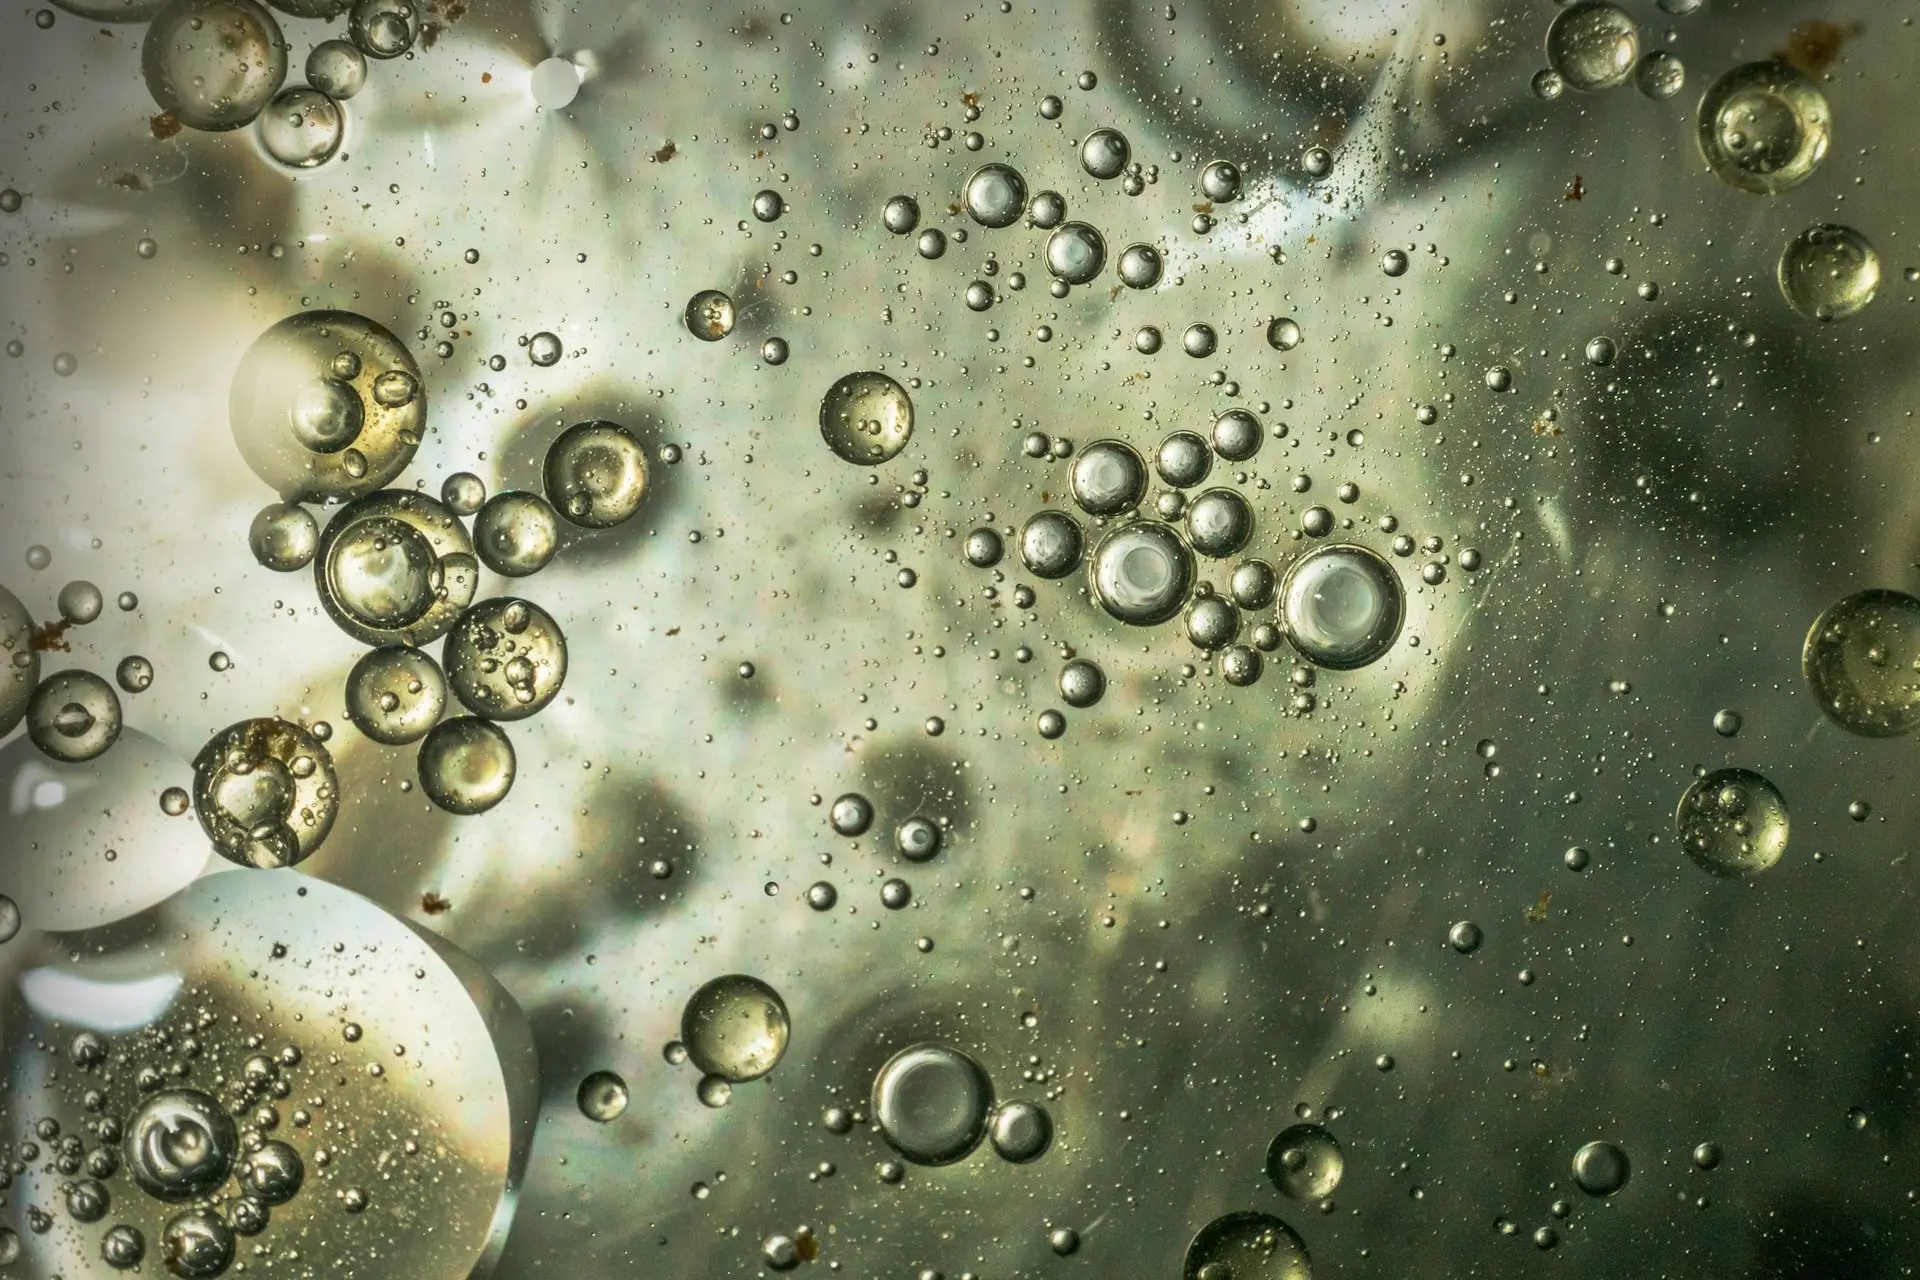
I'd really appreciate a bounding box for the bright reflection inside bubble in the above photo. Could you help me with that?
[531,57,582,110]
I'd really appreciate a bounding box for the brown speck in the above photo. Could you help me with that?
[421,892,452,915]
[1039,491,1050,502]
[1524,890,1553,923]
[1192,200,1214,214]
[795,1231,820,1263]
[947,202,963,215]
[481,71,492,83]
[150,113,182,140]
[31,619,71,652]
[752,149,766,159]
[665,626,681,636]
[110,172,152,193]
[1565,173,1584,201]
[961,91,979,108]
[650,141,678,163]
[1779,19,1860,76]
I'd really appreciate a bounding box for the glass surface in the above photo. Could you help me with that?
[3,0,1919,1275]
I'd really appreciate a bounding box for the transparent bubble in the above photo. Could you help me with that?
[115,654,154,693]
[248,502,319,572]
[99,1223,147,1270]
[880,877,912,908]
[1018,510,1084,579]
[141,0,287,132]
[1156,431,1212,488]
[230,311,424,502]
[964,280,996,311]
[1803,589,1920,736]
[313,491,475,646]
[1531,68,1566,101]
[27,670,122,764]
[895,815,942,861]
[820,371,914,465]
[161,1208,235,1276]
[124,1089,238,1200]
[964,528,1003,568]
[577,1070,630,1122]
[807,881,838,910]
[988,1100,1053,1162]
[1777,224,1880,322]
[1135,326,1163,354]
[54,579,101,626]
[1182,1210,1312,1280]
[475,492,560,578]
[543,420,650,529]
[1089,520,1194,626]
[964,163,1027,228]
[829,792,873,836]
[1676,767,1789,876]
[528,331,563,366]
[1697,60,1831,195]
[443,597,567,720]
[752,189,785,222]
[418,715,516,814]
[882,195,920,234]
[1212,409,1263,461]
[686,289,736,341]
[1183,323,1218,358]
[696,1074,733,1107]
[1187,488,1253,559]
[1485,365,1512,391]
[1571,1140,1631,1196]
[760,336,789,365]
[1692,1141,1721,1169]
[1266,1123,1344,1200]
[1382,248,1409,277]
[1230,560,1277,610]
[1301,146,1332,178]
[1218,643,1260,686]
[1079,127,1131,179]
[441,471,486,517]
[1045,222,1106,285]
[1448,920,1483,953]
[191,717,337,867]
[916,228,947,259]
[1584,336,1617,366]
[1280,545,1405,670]
[1059,658,1105,707]
[871,1043,993,1165]
[257,85,345,169]
[1200,159,1242,202]
[682,974,790,1082]
[1185,595,1240,651]
[306,38,367,99]
[1633,50,1685,100]
[1545,1,1638,92]
[1116,242,1163,289]
[240,1140,304,1204]
[1069,440,1147,516]
[530,56,581,109]
[349,0,417,59]
[345,644,446,745]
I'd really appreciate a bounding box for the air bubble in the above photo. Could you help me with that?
[418,716,516,814]
[1280,545,1404,670]
[1697,61,1831,195]
[686,290,736,341]
[871,1043,993,1165]
[1675,767,1788,876]
[141,0,287,132]
[1079,128,1130,179]
[443,597,568,720]
[1019,510,1084,580]
[1069,440,1147,516]
[820,372,914,465]
[1182,1211,1312,1280]
[27,670,122,763]
[1545,1,1638,92]
[577,1071,630,1122]
[1266,1123,1344,1200]
[1045,222,1106,285]
[964,163,1027,228]
[475,491,560,577]
[1778,224,1879,321]
[306,39,367,100]
[257,86,345,169]
[1803,589,1920,735]
[1089,521,1194,626]
[682,975,790,1082]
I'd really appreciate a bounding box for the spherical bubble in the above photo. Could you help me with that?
[1069,440,1147,516]
[349,0,417,59]
[1697,60,1831,195]
[443,597,567,720]
[1200,159,1242,202]
[577,1071,630,1122]
[312,491,475,647]
[916,228,947,259]
[0,585,38,738]
[1266,1122,1344,1200]
[1301,146,1332,178]
[1676,767,1788,876]
[820,371,914,465]
[528,332,563,367]
[1156,431,1212,488]
[1183,323,1218,358]
[474,492,560,578]
[871,1043,993,1165]
[989,1100,1052,1162]
[1691,1141,1721,1169]
[345,644,445,745]
[1778,223,1879,322]
[964,163,1027,228]
[1448,920,1483,953]
[1026,190,1066,230]
[192,717,338,868]
[544,420,650,528]
[1079,127,1131,179]
[751,189,784,222]
[116,655,154,693]
[101,1224,146,1270]
[879,876,912,908]
[1018,510,1084,580]
[1531,67,1567,100]
[1301,507,1334,538]
[696,1074,733,1107]
[441,471,486,517]
[124,1089,237,1200]
[1267,316,1303,352]
[1088,521,1194,626]
[1545,1,1638,92]
[1212,409,1263,462]
[240,1140,304,1205]
[417,715,516,814]
[27,670,122,764]
[1571,1140,1631,1196]
[1135,326,1163,354]
[1045,222,1106,285]
[227,1197,269,1236]
[806,881,838,910]
[1803,589,1920,736]
[141,0,287,132]
[1059,658,1105,708]
[1050,1227,1080,1256]
[1116,242,1163,289]
[1221,644,1262,686]
[230,311,424,502]
[160,1209,235,1278]
[1230,560,1277,610]
[248,502,319,572]
[306,38,367,99]
[829,792,873,836]
[1184,595,1240,651]
[964,528,1003,568]
[1633,49,1685,100]
[685,289,735,341]
[1584,335,1617,366]
[52,579,101,626]
[882,195,920,234]
[1280,545,1405,670]
[529,56,580,109]
[763,1235,800,1271]
[895,815,942,861]
[1187,488,1253,559]
[1182,1210,1312,1280]
[964,280,996,311]
[1382,248,1409,277]
[257,86,344,169]
[682,975,790,1082]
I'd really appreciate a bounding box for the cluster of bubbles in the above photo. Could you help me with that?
[134,0,421,171]
[869,1042,1053,1167]
[670,975,792,1108]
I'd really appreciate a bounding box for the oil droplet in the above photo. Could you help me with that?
[1778,224,1879,321]
[577,1070,630,1121]
[681,975,790,1082]
[1266,1123,1343,1200]
[1675,767,1788,876]
[1697,60,1831,195]
[1545,1,1639,92]
[1803,589,1920,736]
[871,1043,993,1165]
